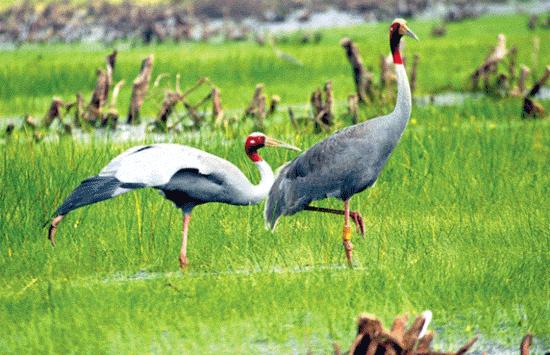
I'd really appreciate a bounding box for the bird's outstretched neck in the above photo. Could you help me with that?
[243,160,274,205]
[393,63,412,123]
[389,20,413,131]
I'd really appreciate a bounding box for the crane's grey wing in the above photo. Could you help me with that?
[265,117,398,230]
[54,144,247,216]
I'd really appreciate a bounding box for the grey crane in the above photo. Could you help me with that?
[48,133,300,268]
[265,19,418,264]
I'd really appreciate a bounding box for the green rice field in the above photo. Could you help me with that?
[1,13,549,353]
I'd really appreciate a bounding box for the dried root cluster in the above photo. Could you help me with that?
[333,312,538,355]
[470,33,549,119]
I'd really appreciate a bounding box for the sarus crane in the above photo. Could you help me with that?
[48,133,300,268]
[265,19,418,264]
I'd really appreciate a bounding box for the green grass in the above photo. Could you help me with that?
[1,13,550,353]
[1,97,549,352]
[0,14,548,118]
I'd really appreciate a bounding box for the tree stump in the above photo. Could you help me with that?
[127,55,154,124]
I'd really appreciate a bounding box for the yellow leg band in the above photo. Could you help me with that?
[342,225,352,241]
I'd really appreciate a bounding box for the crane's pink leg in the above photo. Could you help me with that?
[342,200,353,265]
[48,215,64,247]
[179,213,192,269]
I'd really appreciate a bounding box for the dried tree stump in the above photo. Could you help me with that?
[345,312,478,355]
[127,54,154,124]
[84,69,108,123]
[102,80,124,128]
[43,97,64,128]
[268,95,280,116]
[348,94,359,124]
[212,87,224,126]
[471,34,507,90]
[287,107,299,131]
[321,81,334,127]
[522,65,550,118]
[341,37,374,102]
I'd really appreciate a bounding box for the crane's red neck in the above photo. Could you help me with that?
[389,23,403,65]
[245,135,266,162]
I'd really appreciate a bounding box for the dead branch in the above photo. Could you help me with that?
[431,24,447,37]
[105,49,117,97]
[255,94,267,130]
[5,122,15,136]
[43,97,64,128]
[102,80,124,128]
[380,54,394,88]
[518,65,530,95]
[508,46,517,84]
[471,34,507,89]
[341,37,374,102]
[157,91,183,126]
[212,87,224,126]
[347,94,359,125]
[321,81,333,127]
[528,15,538,30]
[526,65,550,98]
[84,69,108,123]
[153,73,169,88]
[155,77,209,128]
[245,84,265,116]
[127,54,154,124]
[522,65,550,119]
[268,95,280,116]
[310,88,326,132]
[287,107,299,131]
[183,101,204,127]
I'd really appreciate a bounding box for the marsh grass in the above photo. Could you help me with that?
[1,96,549,352]
[1,13,549,353]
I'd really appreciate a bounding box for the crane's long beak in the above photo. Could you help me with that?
[265,137,301,152]
[405,27,419,41]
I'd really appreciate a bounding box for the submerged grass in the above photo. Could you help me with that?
[1,96,549,352]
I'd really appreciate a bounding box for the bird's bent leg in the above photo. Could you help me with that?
[303,206,365,237]
[179,213,192,269]
[48,215,64,247]
[342,200,353,265]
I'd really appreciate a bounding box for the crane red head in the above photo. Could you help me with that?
[389,18,419,65]
[245,132,301,162]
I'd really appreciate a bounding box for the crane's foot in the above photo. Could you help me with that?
[343,225,353,266]
[179,255,189,269]
[350,211,365,238]
[48,215,64,247]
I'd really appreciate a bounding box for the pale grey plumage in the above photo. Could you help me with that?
[265,64,412,229]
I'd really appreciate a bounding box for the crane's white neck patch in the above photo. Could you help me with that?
[248,160,274,204]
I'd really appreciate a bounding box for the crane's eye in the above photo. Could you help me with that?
[250,140,256,145]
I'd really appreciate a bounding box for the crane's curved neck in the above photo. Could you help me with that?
[389,29,412,132]
[393,63,412,123]
[243,160,274,205]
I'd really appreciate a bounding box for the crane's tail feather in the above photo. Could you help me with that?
[264,179,287,232]
[53,175,143,216]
